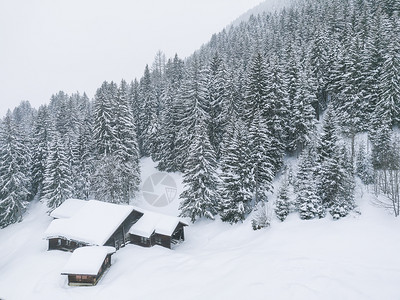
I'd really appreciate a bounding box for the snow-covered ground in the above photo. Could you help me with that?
[0,158,399,300]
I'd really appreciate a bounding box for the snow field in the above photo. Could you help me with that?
[0,158,399,300]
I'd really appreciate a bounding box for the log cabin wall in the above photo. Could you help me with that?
[130,234,152,247]
[48,238,85,251]
[153,233,171,249]
[66,254,112,286]
[68,274,96,286]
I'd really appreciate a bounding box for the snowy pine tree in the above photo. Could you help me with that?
[296,148,325,220]
[251,201,270,230]
[114,79,141,202]
[206,53,227,159]
[41,131,72,211]
[275,175,291,222]
[328,144,356,219]
[0,112,30,227]
[219,118,252,223]
[73,106,94,200]
[93,81,116,156]
[356,141,374,185]
[31,105,50,197]
[179,119,219,222]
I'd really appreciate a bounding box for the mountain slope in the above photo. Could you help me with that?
[230,0,296,27]
[0,159,399,300]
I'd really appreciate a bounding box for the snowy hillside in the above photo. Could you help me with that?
[230,0,296,27]
[0,158,399,300]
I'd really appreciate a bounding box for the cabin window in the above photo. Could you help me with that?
[76,275,82,281]
[82,275,88,280]
[57,239,61,246]
[66,240,70,246]
[155,237,162,245]
[140,237,148,244]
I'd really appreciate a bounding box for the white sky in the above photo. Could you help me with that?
[0,0,276,118]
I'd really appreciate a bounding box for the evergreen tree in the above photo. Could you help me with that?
[31,105,50,197]
[207,53,227,159]
[370,117,393,170]
[248,110,274,202]
[244,53,275,201]
[91,154,126,204]
[128,79,141,135]
[41,131,72,211]
[317,106,355,218]
[73,105,94,200]
[356,141,374,185]
[296,148,325,220]
[275,175,291,221]
[329,144,356,219]
[251,201,270,230]
[219,118,252,223]
[114,79,141,202]
[263,55,287,170]
[243,52,268,125]
[287,67,317,154]
[93,81,116,156]
[175,58,209,171]
[156,54,185,171]
[0,112,30,227]
[179,119,219,222]
[138,65,158,157]
[377,18,400,127]
[156,85,180,171]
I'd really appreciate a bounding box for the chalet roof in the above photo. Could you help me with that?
[129,211,187,238]
[45,200,142,246]
[61,246,116,276]
[49,198,87,219]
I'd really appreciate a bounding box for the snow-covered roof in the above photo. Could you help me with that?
[129,211,187,238]
[49,199,87,219]
[45,200,140,245]
[61,246,116,276]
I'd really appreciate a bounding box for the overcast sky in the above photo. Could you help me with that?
[0,0,285,118]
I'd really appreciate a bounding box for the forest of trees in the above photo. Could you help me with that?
[0,0,399,228]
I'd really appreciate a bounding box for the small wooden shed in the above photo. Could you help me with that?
[61,246,116,286]
[129,211,187,249]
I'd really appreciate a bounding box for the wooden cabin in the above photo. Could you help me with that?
[129,212,187,249]
[61,246,115,286]
[45,200,189,287]
[45,200,143,251]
